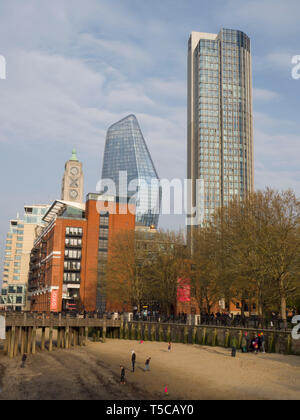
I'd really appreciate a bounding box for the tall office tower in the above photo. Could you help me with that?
[0,205,49,311]
[61,149,84,203]
[101,114,160,227]
[187,28,254,244]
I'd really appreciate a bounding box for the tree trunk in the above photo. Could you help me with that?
[241,300,245,317]
[280,294,287,328]
[205,295,211,315]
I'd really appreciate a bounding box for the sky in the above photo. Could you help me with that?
[0,0,300,283]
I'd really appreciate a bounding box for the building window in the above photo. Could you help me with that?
[65,238,82,247]
[64,249,81,259]
[66,227,83,237]
[99,228,108,238]
[64,261,81,271]
[63,273,80,283]
[98,239,108,249]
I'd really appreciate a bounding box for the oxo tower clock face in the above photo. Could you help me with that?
[70,166,79,176]
[70,189,78,199]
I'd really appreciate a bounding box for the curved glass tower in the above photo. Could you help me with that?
[101,114,160,227]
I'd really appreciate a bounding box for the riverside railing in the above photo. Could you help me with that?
[0,311,294,331]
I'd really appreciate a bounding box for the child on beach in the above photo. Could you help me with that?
[144,357,151,371]
[21,353,27,368]
[168,342,171,352]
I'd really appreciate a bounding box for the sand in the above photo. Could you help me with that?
[0,339,300,400]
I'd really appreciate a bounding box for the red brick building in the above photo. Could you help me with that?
[29,194,135,312]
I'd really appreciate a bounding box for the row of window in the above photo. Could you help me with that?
[99,217,109,227]
[64,261,81,271]
[65,238,82,247]
[99,228,108,238]
[9,229,24,235]
[2,286,24,294]
[3,275,21,280]
[63,273,81,283]
[0,296,23,304]
[64,249,82,259]
[65,227,83,236]
[98,239,108,249]
[4,268,21,274]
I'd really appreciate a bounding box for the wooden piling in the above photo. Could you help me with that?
[26,327,32,354]
[41,328,46,351]
[49,327,53,352]
[32,327,36,355]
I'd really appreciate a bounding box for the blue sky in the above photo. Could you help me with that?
[0,0,300,281]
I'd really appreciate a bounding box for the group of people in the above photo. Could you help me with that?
[240,332,266,354]
[120,342,172,384]
[120,352,152,384]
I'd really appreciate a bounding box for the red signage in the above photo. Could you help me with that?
[177,278,191,302]
[50,290,59,312]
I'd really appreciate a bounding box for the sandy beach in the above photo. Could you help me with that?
[0,339,300,400]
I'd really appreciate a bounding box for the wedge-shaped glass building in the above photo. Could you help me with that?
[101,114,160,227]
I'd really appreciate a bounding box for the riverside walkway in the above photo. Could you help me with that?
[1,312,299,358]
[1,312,121,358]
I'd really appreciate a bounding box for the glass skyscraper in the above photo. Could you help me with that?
[187,28,254,238]
[101,114,160,227]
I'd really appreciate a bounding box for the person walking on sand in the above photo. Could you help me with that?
[144,357,151,372]
[231,336,237,357]
[131,350,136,372]
[168,342,172,352]
[120,365,126,384]
[253,335,259,354]
[21,353,27,368]
[241,333,248,353]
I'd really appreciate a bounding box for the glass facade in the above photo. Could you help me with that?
[0,205,49,310]
[188,28,253,225]
[101,114,160,227]
[24,206,49,224]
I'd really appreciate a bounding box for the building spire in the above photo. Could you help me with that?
[70,149,78,161]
